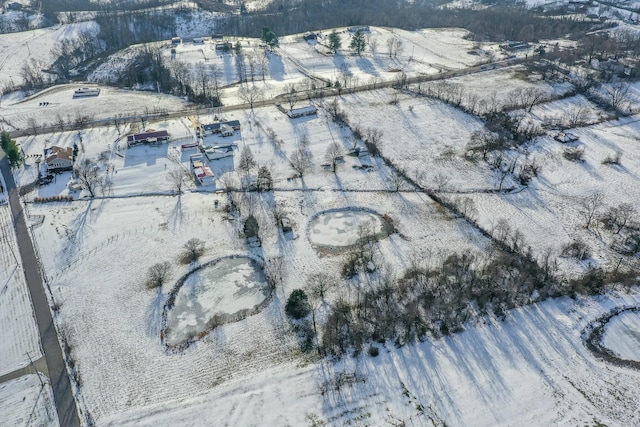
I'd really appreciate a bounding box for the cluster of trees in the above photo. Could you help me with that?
[50,31,104,81]
[0,131,21,167]
[284,244,560,357]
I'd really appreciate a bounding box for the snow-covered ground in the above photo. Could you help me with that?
[102,291,640,426]
[0,203,42,377]
[0,84,194,132]
[0,375,59,426]
[0,22,98,90]
[601,310,640,362]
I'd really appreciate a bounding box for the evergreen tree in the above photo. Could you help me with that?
[328,30,341,54]
[349,30,366,55]
[234,41,243,55]
[261,27,279,49]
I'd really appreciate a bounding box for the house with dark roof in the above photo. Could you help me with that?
[200,120,241,136]
[126,130,170,146]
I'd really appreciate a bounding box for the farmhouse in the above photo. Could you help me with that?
[127,130,170,146]
[287,105,318,118]
[44,146,74,172]
[200,120,241,135]
[193,37,208,45]
[171,36,182,45]
[193,166,215,185]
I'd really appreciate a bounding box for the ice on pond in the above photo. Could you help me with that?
[601,310,640,362]
[164,257,268,347]
[308,209,390,248]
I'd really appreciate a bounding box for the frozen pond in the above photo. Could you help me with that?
[601,311,640,362]
[164,257,268,347]
[308,209,391,249]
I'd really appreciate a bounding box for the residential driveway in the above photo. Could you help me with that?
[0,150,80,427]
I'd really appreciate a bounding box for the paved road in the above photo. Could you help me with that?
[0,151,80,427]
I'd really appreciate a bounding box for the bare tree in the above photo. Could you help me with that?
[602,203,637,234]
[167,167,189,194]
[368,35,378,55]
[308,273,336,301]
[579,192,605,229]
[605,82,630,114]
[145,261,172,289]
[238,83,264,111]
[283,83,298,111]
[74,159,101,198]
[466,130,503,161]
[324,141,344,172]
[55,114,66,132]
[182,238,205,263]
[520,87,546,112]
[564,106,589,128]
[290,147,312,178]
[386,37,403,58]
[219,171,239,192]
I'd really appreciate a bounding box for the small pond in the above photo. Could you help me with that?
[308,209,391,249]
[164,257,269,347]
[601,310,640,362]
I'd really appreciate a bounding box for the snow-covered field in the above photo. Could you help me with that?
[0,84,194,133]
[100,291,640,426]
[0,203,42,377]
[28,180,491,423]
[1,13,639,425]
[0,375,59,427]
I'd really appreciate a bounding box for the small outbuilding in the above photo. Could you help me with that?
[194,166,215,185]
[287,105,318,119]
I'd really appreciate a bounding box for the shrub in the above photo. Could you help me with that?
[367,345,379,357]
[602,151,622,165]
[561,240,591,260]
[285,289,311,319]
[563,147,585,162]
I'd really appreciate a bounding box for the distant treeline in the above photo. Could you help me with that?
[220,0,595,42]
[90,0,598,53]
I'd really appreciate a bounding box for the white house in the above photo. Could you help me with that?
[220,124,234,136]
[44,146,74,172]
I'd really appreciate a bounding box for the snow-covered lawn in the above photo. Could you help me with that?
[0,375,59,427]
[0,204,42,377]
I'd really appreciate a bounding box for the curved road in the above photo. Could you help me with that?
[0,151,80,427]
